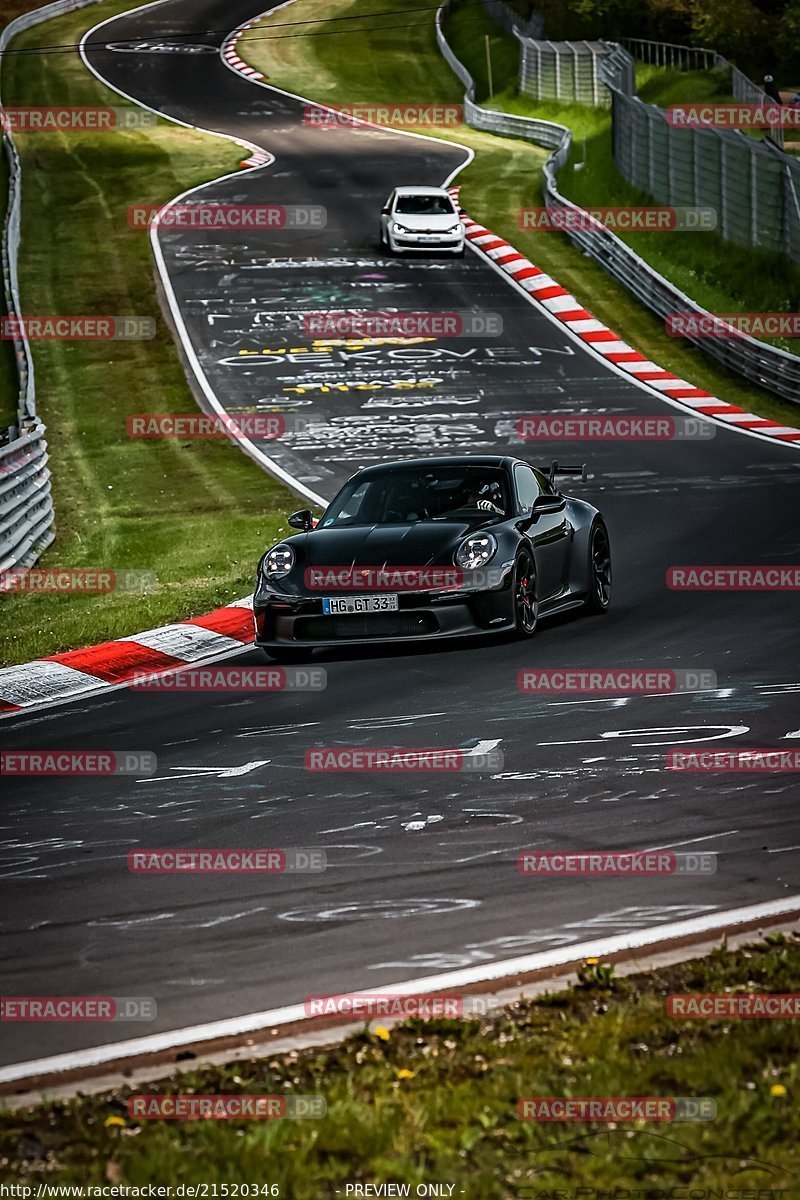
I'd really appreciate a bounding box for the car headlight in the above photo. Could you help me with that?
[455,532,497,571]
[262,544,295,581]
[447,224,463,234]
[392,222,410,234]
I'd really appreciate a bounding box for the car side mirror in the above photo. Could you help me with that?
[288,509,314,531]
[381,205,390,214]
[530,494,566,518]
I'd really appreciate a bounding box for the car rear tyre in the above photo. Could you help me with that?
[582,520,612,614]
[264,647,312,664]
[513,550,539,638]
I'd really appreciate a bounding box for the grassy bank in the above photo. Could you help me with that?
[2,934,799,1191]
[0,0,298,666]
[241,0,800,428]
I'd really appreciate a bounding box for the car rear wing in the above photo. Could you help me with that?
[538,461,587,486]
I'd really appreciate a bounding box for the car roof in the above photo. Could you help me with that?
[393,186,451,196]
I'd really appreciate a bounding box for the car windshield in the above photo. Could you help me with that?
[320,467,509,527]
[394,195,454,216]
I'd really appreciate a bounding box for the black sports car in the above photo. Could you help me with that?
[253,456,611,661]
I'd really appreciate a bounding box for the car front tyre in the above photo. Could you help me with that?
[582,520,612,614]
[512,549,539,637]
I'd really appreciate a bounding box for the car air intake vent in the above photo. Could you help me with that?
[297,613,438,640]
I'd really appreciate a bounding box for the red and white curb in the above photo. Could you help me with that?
[220,22,272,169]
[220,21,274,167]
[221,22,263,82]
[448,187,800,446]
[0,597,255,717]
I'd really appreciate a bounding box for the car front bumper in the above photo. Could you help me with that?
[254,582,513,649]
[387,228,465,254]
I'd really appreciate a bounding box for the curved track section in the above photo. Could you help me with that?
[1,0,799,1075]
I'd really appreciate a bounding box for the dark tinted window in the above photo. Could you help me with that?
[321,467,509,527]
[514,464,543,513]
[394,195,455,216]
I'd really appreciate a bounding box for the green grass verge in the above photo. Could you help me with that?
[0,0,300,667]
[634,63,733,108]
[241,0,800,429]
[2,935,799,1190]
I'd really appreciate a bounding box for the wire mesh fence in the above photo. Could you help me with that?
[436,0,800,403]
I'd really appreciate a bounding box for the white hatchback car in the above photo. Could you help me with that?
[379,186,465,256]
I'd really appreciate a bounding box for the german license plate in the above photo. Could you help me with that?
[322,595,399,615]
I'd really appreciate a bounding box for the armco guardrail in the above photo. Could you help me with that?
[436,0,800,403]
[0,421,54,571]
[0,0,106,569]
[436,5,567,148]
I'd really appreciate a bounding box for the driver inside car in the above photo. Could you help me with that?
[473,479,505,515]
